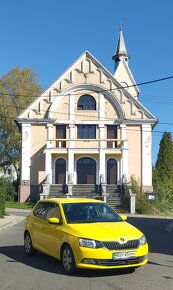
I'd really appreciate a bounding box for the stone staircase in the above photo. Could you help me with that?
[106,185,124,212]
[72,184,101,198]
[49,184,67,197]
[48,184,125,212]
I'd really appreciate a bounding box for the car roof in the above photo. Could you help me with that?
[38,198,103,205]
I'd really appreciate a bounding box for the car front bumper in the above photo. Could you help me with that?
[74,243,148,270]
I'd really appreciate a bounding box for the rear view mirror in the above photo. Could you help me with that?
[48,217,60,224]
[120,215,127,221]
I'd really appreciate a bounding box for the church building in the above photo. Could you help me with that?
[16,30,157,202]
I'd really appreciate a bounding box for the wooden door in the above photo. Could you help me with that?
[107,159,117,184]
[55,158,66,184]
[77,158,96,184]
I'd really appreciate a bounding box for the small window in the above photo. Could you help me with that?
[77,125,96,139]
[77,95,96,110]
[46,203,62,220]
[33,202,48,219]
[33,202,62,221]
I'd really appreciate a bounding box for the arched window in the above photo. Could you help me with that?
[77,94,96,110]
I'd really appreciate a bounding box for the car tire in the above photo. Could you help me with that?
[24,232,35,256]
[61,244,76,274]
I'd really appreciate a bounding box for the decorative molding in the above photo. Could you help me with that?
[127,99,136,116]
[64,71,73,84]
[96,68,105,84]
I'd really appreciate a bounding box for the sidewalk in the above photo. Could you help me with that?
[0,208,30,231]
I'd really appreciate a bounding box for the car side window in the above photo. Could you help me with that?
[46,203,62,221]
[33,202,49,219]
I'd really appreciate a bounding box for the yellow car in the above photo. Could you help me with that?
[24,198,148,273]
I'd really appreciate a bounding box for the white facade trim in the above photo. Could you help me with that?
[120,124,128,182]
[21,124,31,182]
[141,124,152,187]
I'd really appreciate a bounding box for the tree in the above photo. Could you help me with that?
[155,131,173,182]
[0,68,42,183]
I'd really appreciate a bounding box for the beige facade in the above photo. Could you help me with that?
[16,30,157,202]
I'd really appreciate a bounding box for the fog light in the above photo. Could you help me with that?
[83,259,96,264]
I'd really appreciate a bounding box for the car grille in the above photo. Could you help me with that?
[102,239,140,250]
[97,256,145,266]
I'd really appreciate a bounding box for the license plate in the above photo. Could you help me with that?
[112,252,135,260]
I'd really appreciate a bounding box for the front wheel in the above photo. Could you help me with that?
[24,232,35,256]
[61,245,76,274]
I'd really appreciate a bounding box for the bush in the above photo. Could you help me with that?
[130,175,154,214]
[0,190,5,217]
[0,177,17,201]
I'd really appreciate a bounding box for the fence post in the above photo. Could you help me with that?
[129,189,136,214]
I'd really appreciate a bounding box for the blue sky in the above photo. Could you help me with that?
[1,0,173,164]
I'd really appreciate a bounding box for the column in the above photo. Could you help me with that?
[120,124,128,183]
[68,124,75,184]
[47,123,53,148]
[98,93,106,183]
[45,149,52,184]
[98,123,106,182]
[141,124,152,189]
[20,124,31,201]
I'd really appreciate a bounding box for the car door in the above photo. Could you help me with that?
[41,202,64,258]
[31,202,50,252]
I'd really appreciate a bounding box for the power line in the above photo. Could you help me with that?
[1,74,173,98]
[2,103,173,125]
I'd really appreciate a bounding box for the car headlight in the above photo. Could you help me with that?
[78,238,103,248]
[139,235,147,245]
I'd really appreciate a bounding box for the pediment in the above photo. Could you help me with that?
[16,51,157,124]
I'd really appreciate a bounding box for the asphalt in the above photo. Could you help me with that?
[0,208,173,232]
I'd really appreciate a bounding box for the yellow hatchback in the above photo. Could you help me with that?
[24,198,148,273]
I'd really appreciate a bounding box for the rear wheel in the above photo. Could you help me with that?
[24,232,35,256]
[61,244,76,274]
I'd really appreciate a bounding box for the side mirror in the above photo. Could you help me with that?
[48,217,60,224]
[120,215,127,221]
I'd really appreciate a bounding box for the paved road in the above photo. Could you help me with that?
[0,211,173,290]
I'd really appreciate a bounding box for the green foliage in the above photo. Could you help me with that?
[0,179,6,217]
[0,177,17,202]
[130,175,154,214]
[0,190,5,217]
[155,132,173,182]
[0,68,42,181]
[153,131,173,213]
[5,201,35,209]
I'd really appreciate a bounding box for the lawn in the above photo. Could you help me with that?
[5,201,34,209]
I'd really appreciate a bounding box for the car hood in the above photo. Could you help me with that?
[66,221,143,241]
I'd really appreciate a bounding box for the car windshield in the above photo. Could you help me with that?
[62,202,122,224]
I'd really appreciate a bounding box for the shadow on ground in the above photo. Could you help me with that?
[128,217,173,256]
[0,245,135,277]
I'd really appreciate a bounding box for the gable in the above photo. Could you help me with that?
[16,51,157,125]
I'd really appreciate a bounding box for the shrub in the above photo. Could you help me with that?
[0,177,17,201]
[0,190,5,217]
[130,175,154,214]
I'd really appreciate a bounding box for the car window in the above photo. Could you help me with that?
[33,202,62,221]
[33,202,49,219]
[62,202,122,224]
[46,203,62,221]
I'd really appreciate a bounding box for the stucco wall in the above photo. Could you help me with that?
[30,125,47,185]
[126,125,141,184]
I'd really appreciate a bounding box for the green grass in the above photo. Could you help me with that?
[5,201,34,209]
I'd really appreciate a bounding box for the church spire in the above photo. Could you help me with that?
[112,29,140,98]
[112,29,129,66]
